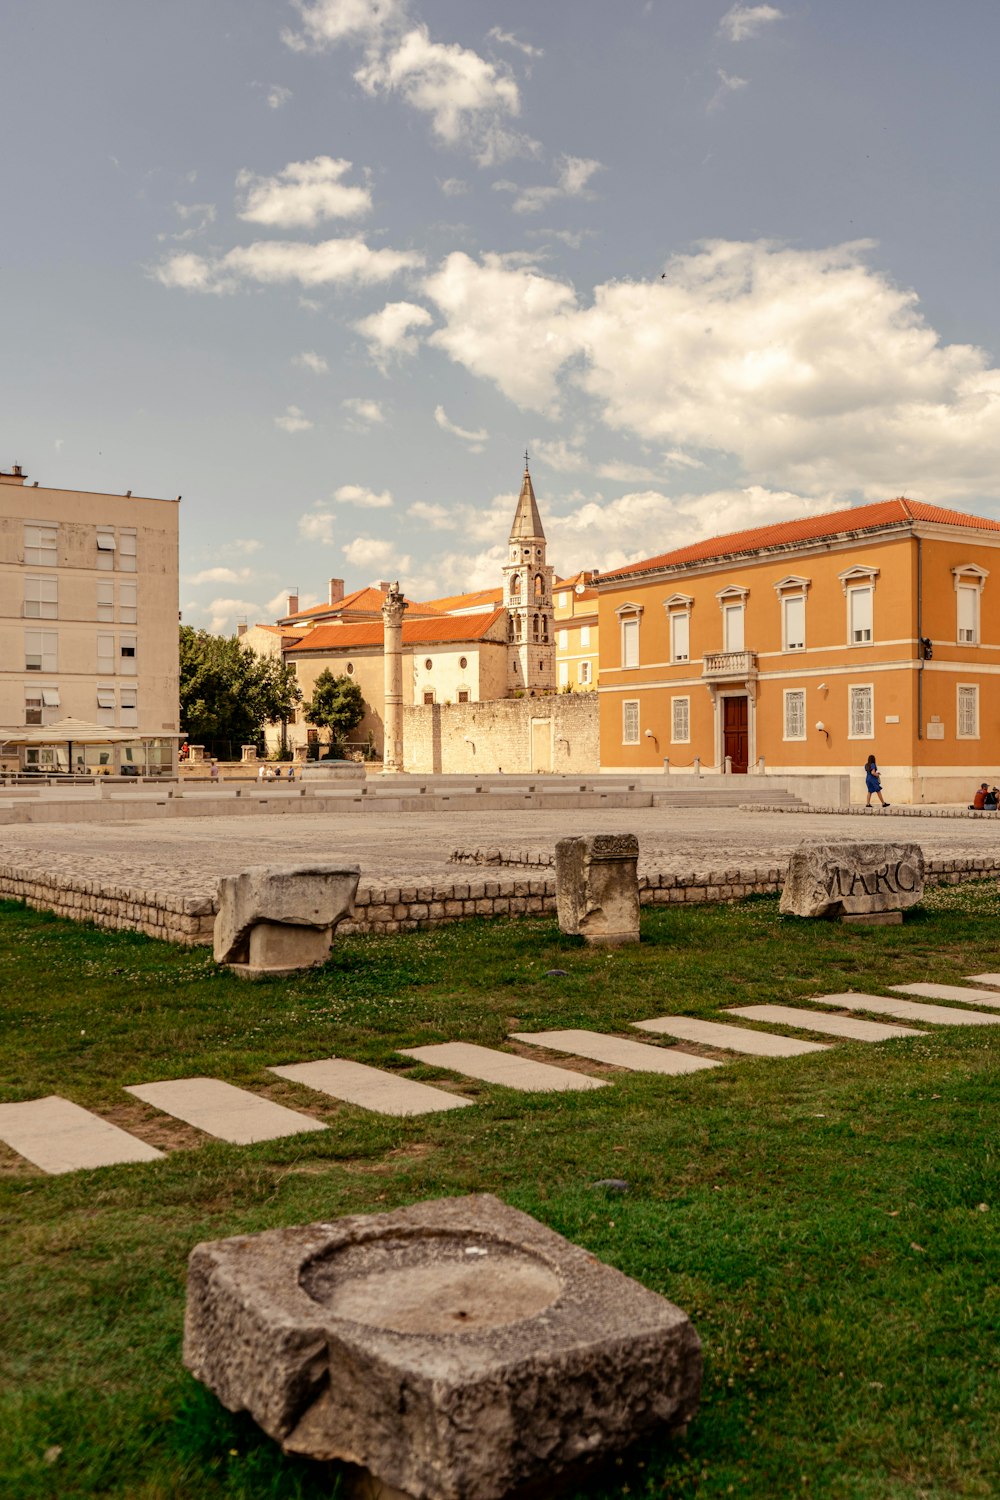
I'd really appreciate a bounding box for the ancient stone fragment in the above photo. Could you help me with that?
[184,1194,701,1500]
[779,841,924,919]
[554,833,640,946]
[213,863,360,976]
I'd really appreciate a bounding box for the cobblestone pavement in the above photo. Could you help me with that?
[1,804,998,903]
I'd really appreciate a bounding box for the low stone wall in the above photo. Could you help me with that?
[450,847,555,868]
[403,695,599,775]
[743,803,1000,821]
[4,853,999,945]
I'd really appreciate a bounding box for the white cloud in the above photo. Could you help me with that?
[225,537,264,556]
[154,237,422,293]
[174,201,216,223]
[293,350,329,373]
[342,396,386,427]
[708,69,749,111]
[342,535,408,570]
[495,154,603,214]
[334,482,394,507]
[54,437,64,453]
[531,437,587,472]
[420,238,1000,503]
[718,4,784,43]
[434,404,489,451]
[354,299,434,366]
[204,597,268,635]
[424,252,579,415]
[283,0,407,51]
[237,156,371,227]
[487,27,543,59]
[275,405,313,432]
[265,84,293,108]
[439,177,468,196]
[189,566,255,585]
[299,510,337,545]
[407,500,451,527]
[596,460,663,483]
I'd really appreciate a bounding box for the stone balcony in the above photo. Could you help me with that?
[702,650,758,682]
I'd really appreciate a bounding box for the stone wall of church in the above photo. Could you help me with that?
[403,693,599,774]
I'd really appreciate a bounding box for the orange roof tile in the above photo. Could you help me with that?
[279,586,440,624]
[286,609,506,654]
[423,585,505,613]
[601,498,1000,583]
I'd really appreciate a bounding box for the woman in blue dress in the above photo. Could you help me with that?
[864,754,889,809]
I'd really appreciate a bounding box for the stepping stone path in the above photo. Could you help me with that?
[510,1030,721,1075]
[269,1058,473,1116]
[892,982,1000,1009]
[813,992,1000,1027]
[0,1096,163,1174]
[401,1042,609,1092]
[727,1005,926,1042]
[125,1078,327,1144]
[634,1016,829,1057]
[10,973,1000,1174]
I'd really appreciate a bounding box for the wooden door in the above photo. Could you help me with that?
[723,696,749,774]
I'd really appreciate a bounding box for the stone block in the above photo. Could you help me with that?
[213,863,360,977]
[554,834,640,946]
[184,1195,701,1500]
[780,841,924,919]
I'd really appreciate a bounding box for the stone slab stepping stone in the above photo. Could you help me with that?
[892,982,1000,1010]
[269,1058,473,1116]
[0,1096,163,1175]
[804,993,1000,1028]
[965,973,1000,988]
[125,1078,327,1144]
[633,1016,829,1057]
[401,1042,609,1092]
[727,1005,924,1042]
[509,1030,721,1075]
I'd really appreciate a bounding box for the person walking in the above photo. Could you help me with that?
[864,754,889,809]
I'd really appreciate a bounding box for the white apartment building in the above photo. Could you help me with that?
[0,464,180,774]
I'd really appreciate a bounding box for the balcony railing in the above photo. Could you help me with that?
[702,650,758,682]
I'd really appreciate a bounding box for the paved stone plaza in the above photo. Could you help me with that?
[2,802,1000,906]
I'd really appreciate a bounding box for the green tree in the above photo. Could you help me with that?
[179,627,301,754]
[303,669,365,753]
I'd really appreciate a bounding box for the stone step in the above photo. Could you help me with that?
[268,1058,473,1116]
[125,1078,328,1144]
[401,1042,609,1093]
[0,1095,163,1174]
[803,993,1000,1027]
[891,982,1000,1009]
[633,1016,829,1057]
[965,973,1000,988]
[509,1030,721,1075]
[726,1005,925,1042]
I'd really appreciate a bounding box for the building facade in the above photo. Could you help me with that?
[597,498,1000,802]
[554,572,599,691]
[0,464,180,774]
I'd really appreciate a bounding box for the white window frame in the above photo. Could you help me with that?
[579,624,591,648]
[24,524,57,566]
[621,616,639,669]
[578,660,592,685]
[848,683,874,739]
[847,586,874,645]
[557,591,568,608]
[669,610,690,664]
[723,602,745,653]
[24,575,58,619]
[782,594,806,653]
[671,695,690,744]
[957,683,979,739]
[97,632,116,675]
[783,688,806,741]
[839,566,879,646]
[25,630,57,673]
[622,699,640,745]
[120,635,137,674]
[557,629,569,651]
[955,580,982,646]
[97,580,115,622]
[24,687,43,725]
[119,686,138,728]
[96,686,116,726]
[118,581,137,624]
[558,661,569,687]
[96,529,116,571]
[119,529,137,572]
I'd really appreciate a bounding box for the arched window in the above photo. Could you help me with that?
[507,616,515,642]
[532,613,541,642]
[541,617,549,642]
[534,573,544,600]
[514,615,522,641]
[509,572,521,602]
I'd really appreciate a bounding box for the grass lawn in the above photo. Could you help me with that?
[1,884,998,1500]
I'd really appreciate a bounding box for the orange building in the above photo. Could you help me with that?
[554,572,599,691]
[597,499,1000,803]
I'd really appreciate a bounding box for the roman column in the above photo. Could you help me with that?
[381,582,407,773]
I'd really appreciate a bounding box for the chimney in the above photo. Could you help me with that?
[286,592,299,616]
[378,580,391,594]
[0,463,27,486]
[237,620,248,638]
[328,577,345,606]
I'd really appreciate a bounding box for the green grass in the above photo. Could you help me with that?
[0,886,998,1500]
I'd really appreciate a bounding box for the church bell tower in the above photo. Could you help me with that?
[503,456,555,695]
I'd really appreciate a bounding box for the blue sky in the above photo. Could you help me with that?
[4,1,1000,629]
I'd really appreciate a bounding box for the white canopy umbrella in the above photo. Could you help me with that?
[0,717,136,747]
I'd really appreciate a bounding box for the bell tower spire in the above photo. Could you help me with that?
[503,455,554,696]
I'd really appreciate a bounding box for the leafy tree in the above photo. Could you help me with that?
[303,669,365,751]
[179,627,301,753]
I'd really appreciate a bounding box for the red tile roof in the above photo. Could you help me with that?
[279,586,440,624]
[600,498,1000,582]
[286,609,506,653]
[423,585,504,613]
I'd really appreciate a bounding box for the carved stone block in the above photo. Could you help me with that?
[555,833,640,946]
[213,863,360,977]
[780,841,924,919]
[184,1194,701,1500]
